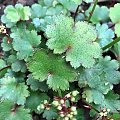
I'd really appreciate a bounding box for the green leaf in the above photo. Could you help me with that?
[11,60,27,73]
[4,4,31,22]
[46,15,101,68]
[76,109,85,120]
[109,3,120,23]
[0,77,29,105]
[96,23,115,48]
[86,5,109,24]
[113,42,120,59]
[0,100,32,120]
[71,0,82,4]
[94,91,120,113]
[82,88,104,104]
[101,91,120,112]
[83,90,120,113]
[1,37,12,51]
[31,4,47,18]
[83,0,93,3]
[0,59,6,69]
[115,23,120,37]
[26,91,49,111]
[27,74,49,91]
[5,5,20,22]
[79,56,120,94]
[58,0,81,12]
[7,54,27,73]
[0,59,7,78]
[1,15,16,28]
[112,113,120,119]
[28,49,77,91]
[44,0,53,6]
[43,108,58,120]
[109,3,120,37]
[10,28,41,60]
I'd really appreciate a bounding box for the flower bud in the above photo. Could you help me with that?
[37,105,41,111]
[52,100,59,106]
[66,93,71,98]
[71,106,76,112]
[64,117,69,120]
[57,105,62,110]
[103,112,107,116]
[71,97,75,102]
[60,99,65,104]
[60,113,65,117]
[73,111,77,115]
[44,100,48,104]
[99,112,104,117]
[46,107,50,110]
[72,90,79,97]
[107,109,110,112]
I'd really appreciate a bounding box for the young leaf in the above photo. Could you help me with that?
[86,5,109,24]
[0,100,32,120]
[109,3,120,37]
[10,28,41,60]
[31,4,47,18]
[4,4,31,22]
[27,49,77,91]
[96,23,115,48]
[46,15,101,68]
[0,77,29,105]
[1,15,16,28]
[58,0,80,12]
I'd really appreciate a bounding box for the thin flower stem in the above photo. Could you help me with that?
[88,0,98,22]
[82,99,100,113]
[102,37,120,50]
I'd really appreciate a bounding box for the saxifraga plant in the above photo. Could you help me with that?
[0,0,120,120]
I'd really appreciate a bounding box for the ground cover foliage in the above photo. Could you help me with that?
[0,0,120,120]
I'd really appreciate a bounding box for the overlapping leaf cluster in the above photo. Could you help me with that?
[79,56,120,112]
[0,1,120,120]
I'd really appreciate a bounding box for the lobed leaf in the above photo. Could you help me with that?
[0,77,29,105]
[109,3,120,37]
[4,4,31,22]
[86,5,109,24]
[46,15,101,68]
[10,28,41,60]
[27,49,77,91]
[0,100,32,120]
[79,56,120,94]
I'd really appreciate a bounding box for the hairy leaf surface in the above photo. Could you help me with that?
[28,50,77,91]
[46,15,101,68]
